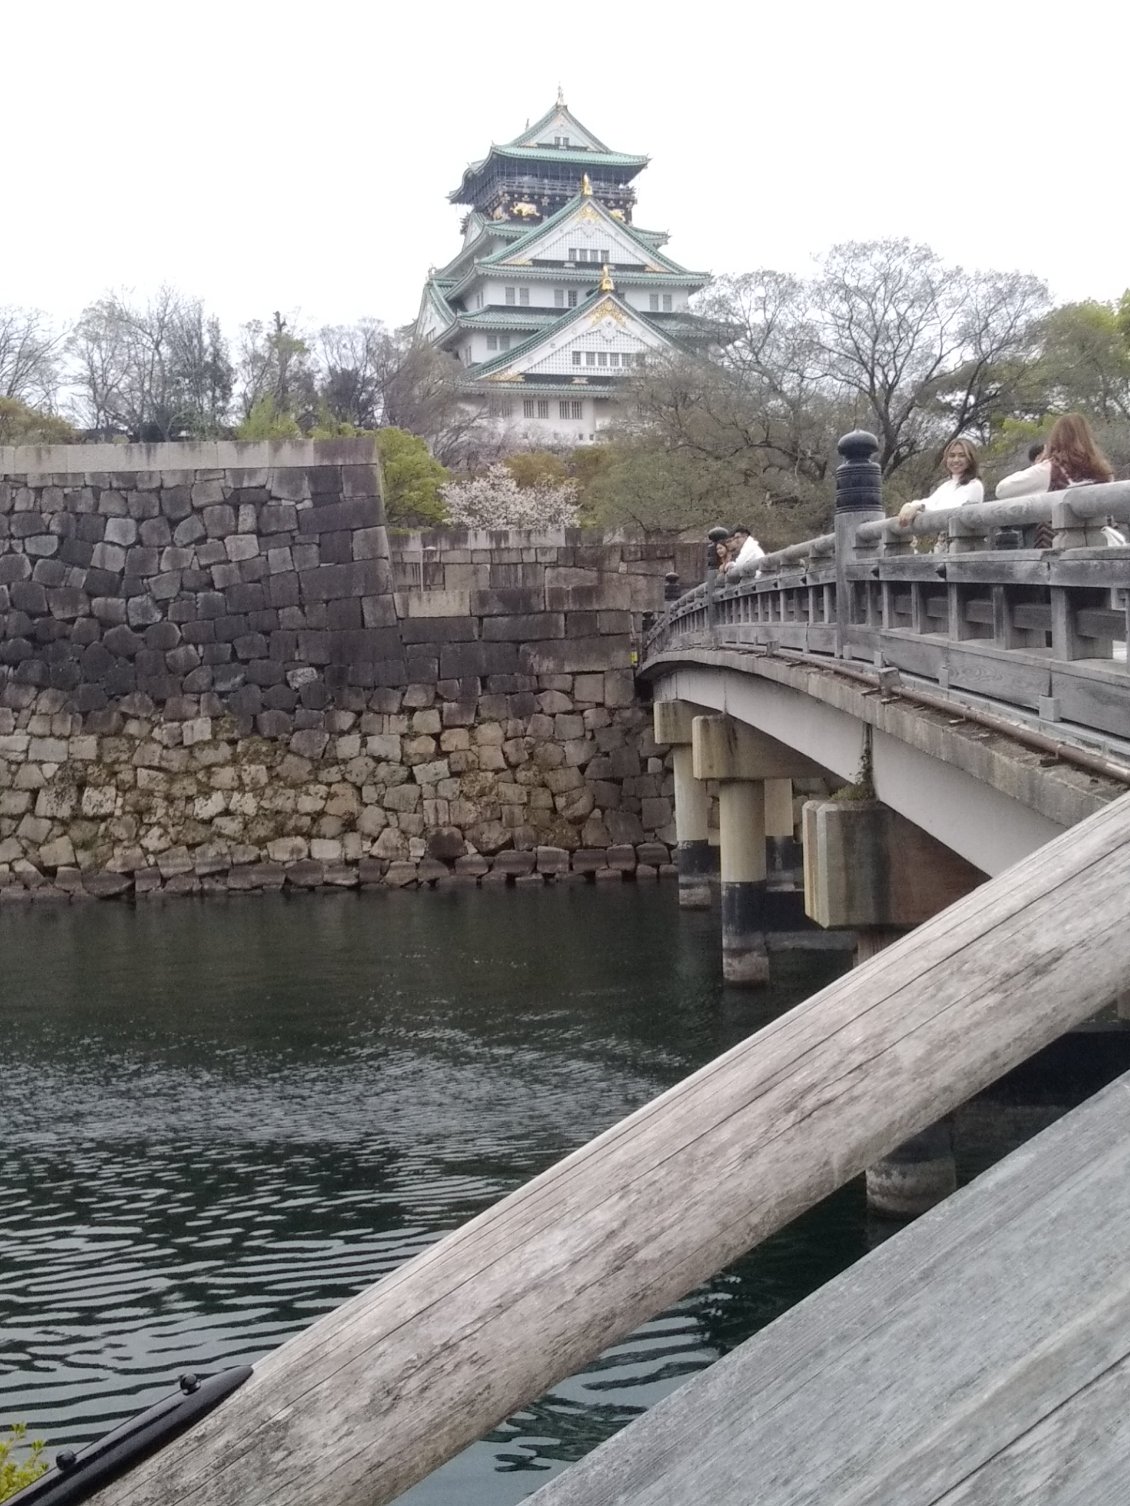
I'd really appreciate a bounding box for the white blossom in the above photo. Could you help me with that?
[440,464,580,529]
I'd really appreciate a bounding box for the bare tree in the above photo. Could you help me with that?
[69,287,233,439]
[624,241,1051,528]
[0,306,66,408]
[812,240,1048,473]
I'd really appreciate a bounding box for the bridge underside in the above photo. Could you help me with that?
[646,649,1120,875]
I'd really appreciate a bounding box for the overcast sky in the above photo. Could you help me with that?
[7,0,1128,338]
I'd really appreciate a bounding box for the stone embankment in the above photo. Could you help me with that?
[0,440,685,900]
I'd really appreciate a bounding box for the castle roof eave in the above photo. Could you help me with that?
[441,259,710,305]
[466,290,689,382]
[478,192,686,274]
[448,145,648,203]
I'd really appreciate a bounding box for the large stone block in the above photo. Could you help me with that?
[519,636,632,676]
[439,640,518,679]
[400,616,477,645]
[482,613,565,642]
[295,497,374,535]
[545,578,632,612]
[301,560,383,603]
[469,587,543,617]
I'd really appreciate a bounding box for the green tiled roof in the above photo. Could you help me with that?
[442,259,709,304]
[467,291,683,380]
[479,192,686,274]
[508,102,615,154]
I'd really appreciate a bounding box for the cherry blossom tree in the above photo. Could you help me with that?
[440,464,580,528]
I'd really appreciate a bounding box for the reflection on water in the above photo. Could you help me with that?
[1,887,859,1501]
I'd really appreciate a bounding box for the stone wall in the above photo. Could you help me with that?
[0,442,678,899]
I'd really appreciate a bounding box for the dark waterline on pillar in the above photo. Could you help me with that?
[676,839,714,908]
[721,880,769,984]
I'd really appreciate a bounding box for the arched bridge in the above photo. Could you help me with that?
[641,433,1130,877]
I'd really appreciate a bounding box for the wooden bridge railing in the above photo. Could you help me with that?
[645,434,1130,742]
[86,789,1130,1506]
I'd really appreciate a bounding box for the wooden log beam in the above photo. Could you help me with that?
[94,794,1130,1506]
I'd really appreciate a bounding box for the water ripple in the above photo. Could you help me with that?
[0,888,860,1503]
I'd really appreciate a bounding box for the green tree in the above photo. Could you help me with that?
[1030,301,1130,422]
[234,397,302,440]
[376,428,449,526]
[0,397,77,444]
[1,1423,46,1501]
[237,312,317,427]
[505,451,569,489]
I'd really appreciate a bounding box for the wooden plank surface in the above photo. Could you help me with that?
[92,794,1130,1506]
[526,1069,1130,1506]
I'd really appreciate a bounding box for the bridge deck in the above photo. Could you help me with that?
[526,1068,1130,1506]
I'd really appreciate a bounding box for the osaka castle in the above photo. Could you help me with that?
[415,91,716,444]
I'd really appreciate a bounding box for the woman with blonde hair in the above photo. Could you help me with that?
[897,438,984,528]
[996,413,1114,498]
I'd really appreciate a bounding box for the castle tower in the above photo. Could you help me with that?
[415,94,717,445]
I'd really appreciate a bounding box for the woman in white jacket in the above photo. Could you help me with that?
[995,413,1114,499]
[896,439,984,528]
[995,414,1115,549]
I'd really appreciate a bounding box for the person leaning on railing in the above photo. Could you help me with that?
[895,438,984,530]
[720,526,766,577]
[995,413,1116,547]
[895,438,983,550]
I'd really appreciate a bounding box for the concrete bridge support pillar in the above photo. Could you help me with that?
[803,798,984,1216]
[694,716,824,986]
[718,778,769,985]
[654,700,713,908]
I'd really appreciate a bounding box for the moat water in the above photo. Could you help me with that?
[0,886,1085,1503]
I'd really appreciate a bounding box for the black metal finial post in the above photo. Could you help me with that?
[833,432,884,659]
[835,430,882,513]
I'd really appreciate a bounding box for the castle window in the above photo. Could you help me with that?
[489,398,513,418]
[649,293,660,311]
[519,288,530,306]
[555,289,565,307]
[585,352,596,367]
[572,352,582,366]
[597,351,607,367]
[609,353,619,367]
[570,400,583,418]
[505,287,516,305]
[663,294,673,311]
[537,400,549,418]
[554,135,570,147]
[559,401,570,419]
[523,399,536,418]
[486,334,512,352]
[555,289,579,308]
[568,290,578,306]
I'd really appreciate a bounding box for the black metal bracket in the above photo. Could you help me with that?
[7,1367,253,1505]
